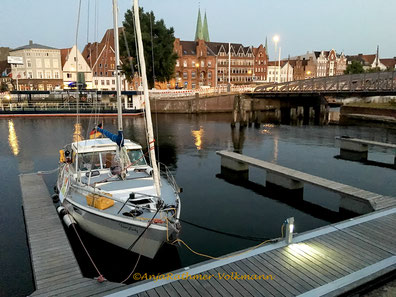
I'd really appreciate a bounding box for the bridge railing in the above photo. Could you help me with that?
[254,71,396,93]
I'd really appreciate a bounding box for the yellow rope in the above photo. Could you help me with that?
[170,238,272,260]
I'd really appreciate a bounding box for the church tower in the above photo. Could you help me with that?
[202,12,210,42]
[194,8,203,41]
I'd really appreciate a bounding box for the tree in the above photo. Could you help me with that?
[365,67,381,73]
[344,61,364,74]
[120,7,178,89]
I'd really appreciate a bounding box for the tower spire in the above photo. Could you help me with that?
[202,11,210,42]
[194,8,203,41]
[265,36,268,57]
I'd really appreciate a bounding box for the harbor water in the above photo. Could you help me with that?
[1,113,396,296]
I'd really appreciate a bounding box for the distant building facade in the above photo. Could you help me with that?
[61,45,93,89]
[9,40,62,90]
[170,10,268,89]
[82,29,130,91]
[266,60,293,83]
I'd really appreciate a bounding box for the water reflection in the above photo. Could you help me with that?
[8,120,19,156]
[191,127,204,150]
[272,136,278,163]
[73,123,84,142]
[231,127,245,153]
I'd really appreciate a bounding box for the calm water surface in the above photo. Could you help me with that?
[1,114,396,296]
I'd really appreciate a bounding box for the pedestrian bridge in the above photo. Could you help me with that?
[253,71,396,96]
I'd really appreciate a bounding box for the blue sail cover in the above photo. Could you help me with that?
[96,128,124,147]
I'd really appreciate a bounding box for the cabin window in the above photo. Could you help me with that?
[78,153,102,171]
[127,150,146,166]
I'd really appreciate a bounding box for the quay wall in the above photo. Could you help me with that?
[150,94,235,113]
[341,106,396,119]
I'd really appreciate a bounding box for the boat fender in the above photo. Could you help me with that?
[63,214,76,228]
[59,150,66,163]
[51,194,60,203]
[53,185,59,194]
[145,168,153,175]
[57,206,66,217]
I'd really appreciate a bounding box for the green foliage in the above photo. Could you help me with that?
[365,67,381,73]
[120,7,178,88]
[344,61,364,74]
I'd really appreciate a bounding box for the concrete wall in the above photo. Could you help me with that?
[341,106,396,119]
[150,94,235,113]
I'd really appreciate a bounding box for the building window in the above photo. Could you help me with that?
[27,60,32,68]
[192,61,195,67]
[183,72,188,79]
[106,80,110,85]
[95,80,98,85]
[53,59,59,68]
[201,61,204,67]
[101,80,105,85]
[36,59,42,68]
[44,59,50,68]
[208,61,212,67]
[183,60,187,67]
[176,60,180,67]
[191,71,196,79]
[192,83,196,89]
[67,73,72,78]
[112,80,115,84]
[100,72,103,75]
[208,71,212,79]
[99,63,102,68]
[37,71,43,79]
[45,71,51,79]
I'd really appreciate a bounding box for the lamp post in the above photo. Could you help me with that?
[272,35,279,83]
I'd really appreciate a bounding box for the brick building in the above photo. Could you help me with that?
[173,39,267,89]
[292,56,317,80]
[82,28,130,91]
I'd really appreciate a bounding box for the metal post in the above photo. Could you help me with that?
[285,217,294,244]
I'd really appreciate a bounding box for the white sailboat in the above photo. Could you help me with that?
[56,0,181,259]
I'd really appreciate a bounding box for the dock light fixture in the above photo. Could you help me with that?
[285,217,294,244]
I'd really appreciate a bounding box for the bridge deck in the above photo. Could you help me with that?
[20,174,124,296]
[336,136,396,150]
[98,207,396,297]
[216,150,396,212]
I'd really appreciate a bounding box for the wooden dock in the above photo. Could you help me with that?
[336,136,396,165]
[20,171,396,297]
[217,150,396,214]
[96,206,396,297]
[20,174,124,296]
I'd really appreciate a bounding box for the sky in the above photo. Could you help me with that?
[1,0,396,60]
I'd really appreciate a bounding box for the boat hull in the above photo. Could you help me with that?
[63,199,175,259]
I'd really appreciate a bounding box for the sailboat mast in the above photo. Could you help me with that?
[133,0,161,197]
[112,0,123,131]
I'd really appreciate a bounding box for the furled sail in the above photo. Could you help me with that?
[96,127,124,147]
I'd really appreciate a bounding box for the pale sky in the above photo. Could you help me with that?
[1,0,395,60]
